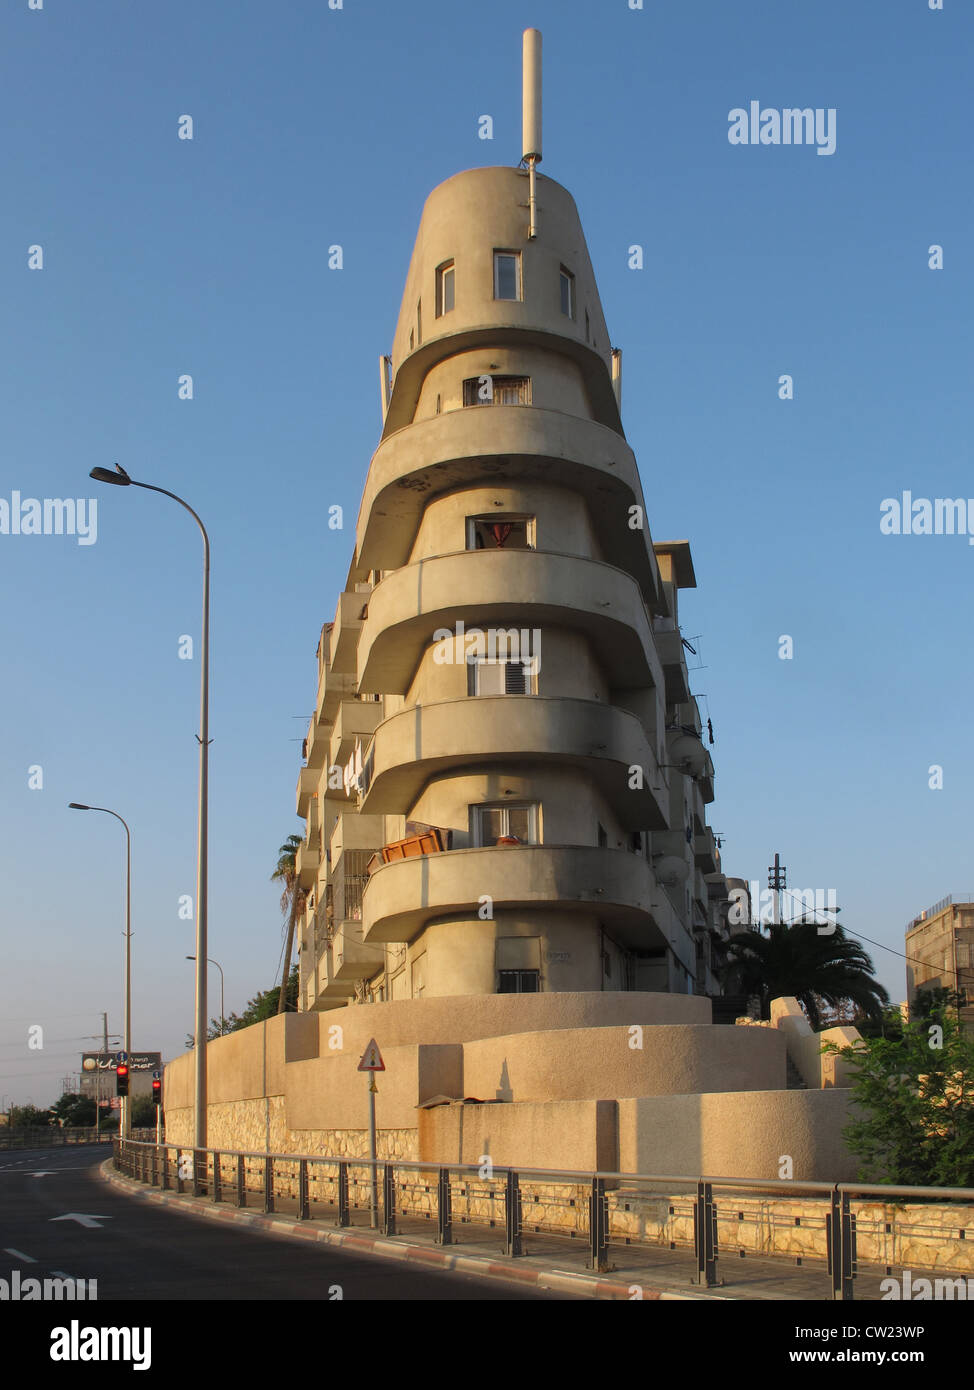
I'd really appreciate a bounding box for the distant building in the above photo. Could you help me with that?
[905,895,974,1030]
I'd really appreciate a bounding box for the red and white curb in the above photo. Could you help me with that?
[99,1160,723,1301]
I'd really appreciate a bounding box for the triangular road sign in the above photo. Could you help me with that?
[357,1038,385,1071]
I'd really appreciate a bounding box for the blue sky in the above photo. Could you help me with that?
[1,0,970,1105]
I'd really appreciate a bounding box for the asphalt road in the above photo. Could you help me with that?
[0,1145,557,1300]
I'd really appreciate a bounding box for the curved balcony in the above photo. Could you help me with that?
[361,844,673,948]
[356,408,659,603]
[357,550,663,695]
[358,697,667,830]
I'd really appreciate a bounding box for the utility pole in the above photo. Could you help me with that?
[768,853,787,928]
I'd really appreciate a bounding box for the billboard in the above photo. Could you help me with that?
[79,1051,162,1100]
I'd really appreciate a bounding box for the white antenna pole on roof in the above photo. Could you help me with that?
[522,28,542,239]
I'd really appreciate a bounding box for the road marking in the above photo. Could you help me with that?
[3,1248,37,1263]
[49,1213,112,1229]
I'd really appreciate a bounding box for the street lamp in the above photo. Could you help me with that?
[187,956,225,1035]
[69,803,132,1138]
[90,462,211,1150]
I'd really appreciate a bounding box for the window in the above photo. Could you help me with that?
[411,953,426,999]
[435,261,455,316]
[416,299,422,345]
[560,267,574,317]
[472,802,539,846]
[498,969,539,993]
[466,515,535,550]
[462,375,531,406]
[494,251,521,300]
[467,656,537,696]
[584,309,590,342]
[597,823,608,848]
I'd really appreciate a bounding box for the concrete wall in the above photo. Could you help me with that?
[461,1024,785,1103]
[618,1090,859,1182]
[419,1098,616,1171]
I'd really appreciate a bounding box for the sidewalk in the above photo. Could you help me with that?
[100,1159,883,1301]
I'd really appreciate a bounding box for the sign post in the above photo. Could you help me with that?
[357,1039,385,1228]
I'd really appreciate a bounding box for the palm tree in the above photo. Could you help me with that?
[721,919,890,1031]
[272,834,306,1015]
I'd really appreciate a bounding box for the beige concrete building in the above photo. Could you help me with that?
[161,34,868,1186]
[905,894,974,1030]
[295,43,727,1016]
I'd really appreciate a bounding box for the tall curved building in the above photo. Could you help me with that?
[295,32,726,1013]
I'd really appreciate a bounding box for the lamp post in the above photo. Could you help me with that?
[187,956,225,1035]
[69,804,132,1137]
[90,463,210,1150]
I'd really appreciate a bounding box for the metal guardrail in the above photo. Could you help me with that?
[112,1140,974,1300]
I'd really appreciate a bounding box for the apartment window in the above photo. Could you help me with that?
[472,802,539,846]
[560,267,575,317]
[462,375,531,406]
[467,656,537,696]
[498,969,539,993]
[416,299,422,345]
[466,515,535,550]
[409,328,414,351]
[411,953,426,999]
[493,251,521,300]
[597,823,608,848]
[435,261,455,316]
[584,309,590,342]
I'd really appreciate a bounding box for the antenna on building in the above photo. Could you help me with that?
[522,28,542,239]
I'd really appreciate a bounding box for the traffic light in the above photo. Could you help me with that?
[152,1078,162,1107]
[115,1064,130,1097]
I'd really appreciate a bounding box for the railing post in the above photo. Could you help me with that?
[236,1153,246,1208]
[264,1155,275,1213]
[590,1177,609,1273]
[298,1159,310,1221]
[694,1181,719,1287]
[160,1145,169,1191]
[213,1151,221,1205]
[505,1169,522,1257]
[828,1188,856,1300]
[337,1161,350,1227]
[436,1166,452,1246]
[382,1164,396,1236]
[193,1148,203,1197]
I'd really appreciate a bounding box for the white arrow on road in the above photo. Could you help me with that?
[49,1214,112,1229]
[26,1172,55,1178]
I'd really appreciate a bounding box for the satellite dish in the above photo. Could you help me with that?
[654,855,690,886]
[669,734,708,776]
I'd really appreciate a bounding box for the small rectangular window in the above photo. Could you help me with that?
[416,299,422,345]
[467,657,536,696]
[462,375,531,406]
[435,262,455,317]
[498,969,540,994]
[472,802,539,846]
[560,268,574,317]
[494,251,521,301]
[597,823,608,848]
[466,516,535,550]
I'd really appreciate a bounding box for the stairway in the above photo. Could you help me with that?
[786,1057,808,1090]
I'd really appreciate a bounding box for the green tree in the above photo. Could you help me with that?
[271,834,307,1015]
[130,1096,157,1129]
[49,1093,97,1127]
[721,920,890,1029]
[8,1104,52,1128]
[823,1003,974,1186]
